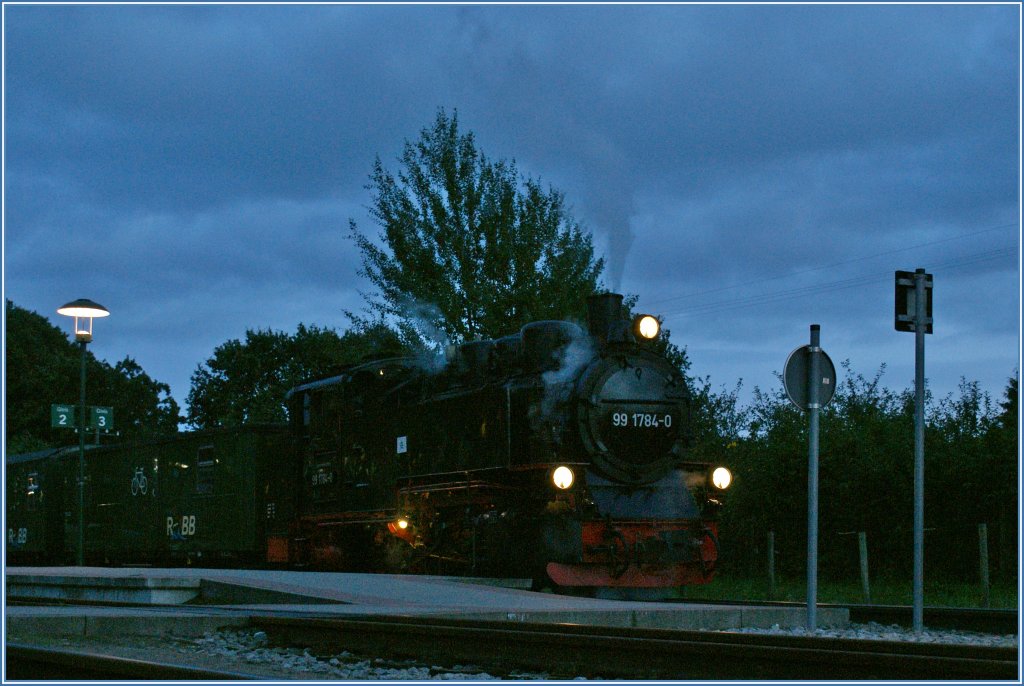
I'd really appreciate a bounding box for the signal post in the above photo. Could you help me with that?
[784,325,837,631]
[895,268,933,632]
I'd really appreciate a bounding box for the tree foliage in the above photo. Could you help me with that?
[5,299,182,453]
[350,109,604,347]
[717,363,1019,583]
[186,321,406,428]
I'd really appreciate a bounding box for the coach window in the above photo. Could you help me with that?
[196,445,215,495]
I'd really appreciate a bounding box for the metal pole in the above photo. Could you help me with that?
[77,340,87,567]
[767,531,776,601]
[912,268,926,632]
[807,324,821,631]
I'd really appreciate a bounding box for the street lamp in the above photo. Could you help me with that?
[57,298,109,566]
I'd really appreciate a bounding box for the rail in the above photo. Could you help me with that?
[5,643,265,680]
[255,614,1019,680]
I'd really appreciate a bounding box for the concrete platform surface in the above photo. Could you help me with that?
[5,566,849,634]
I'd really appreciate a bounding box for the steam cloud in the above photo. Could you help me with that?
[540,324,596,418]
[395,297,450,373]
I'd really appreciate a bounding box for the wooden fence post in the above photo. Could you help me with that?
[858,531,871,604]
[978,523,990,608]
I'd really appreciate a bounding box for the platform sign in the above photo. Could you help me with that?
[51,404,76,429]
[90,406,114,432]
[50,404,113,430]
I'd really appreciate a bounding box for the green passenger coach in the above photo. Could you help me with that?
[6,426,292,567]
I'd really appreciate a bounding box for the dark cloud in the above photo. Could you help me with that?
[4,4,1018,414]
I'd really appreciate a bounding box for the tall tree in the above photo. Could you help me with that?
[5,299,182,453]
[350,109,604,347]
[186,322,406,428]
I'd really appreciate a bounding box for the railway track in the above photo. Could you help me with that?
[5,643,263,680]
[257,614,1018,680]
[7,587,1019,680]
[8,613,1017,680]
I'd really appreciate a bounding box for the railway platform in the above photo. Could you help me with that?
[6,567,849,639]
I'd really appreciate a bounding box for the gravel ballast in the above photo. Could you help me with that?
[192,629,561,680]
[728,621,1019,647]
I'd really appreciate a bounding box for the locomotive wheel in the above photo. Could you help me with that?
[530,566,556,593]
[382,537,413,573]
[604,527,630,579]
[530,571,596,597]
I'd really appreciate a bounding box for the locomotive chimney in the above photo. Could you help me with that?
[587,292,624,342]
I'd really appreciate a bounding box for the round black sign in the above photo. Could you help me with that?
[784,345,837,411]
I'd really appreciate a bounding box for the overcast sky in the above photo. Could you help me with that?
[4,3,1019,424]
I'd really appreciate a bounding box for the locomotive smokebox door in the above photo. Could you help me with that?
[576,355,686,484]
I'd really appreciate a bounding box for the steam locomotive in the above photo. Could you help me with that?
[6,293,732,591]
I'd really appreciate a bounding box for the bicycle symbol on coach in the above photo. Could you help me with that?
[130,467,148,496]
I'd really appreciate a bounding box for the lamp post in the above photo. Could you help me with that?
[57,298,109,566]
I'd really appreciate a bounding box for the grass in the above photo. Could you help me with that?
[677,572,1019,609]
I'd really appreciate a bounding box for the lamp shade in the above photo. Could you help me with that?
[57,299,110,319]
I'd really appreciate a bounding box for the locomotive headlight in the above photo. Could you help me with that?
[388,516,414,540]
[633,314,660,340]
[552,466,575,490]
[389,517,411,534]
[712,467,732,490]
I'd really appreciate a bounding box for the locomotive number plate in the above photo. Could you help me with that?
[611,412,673,428]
